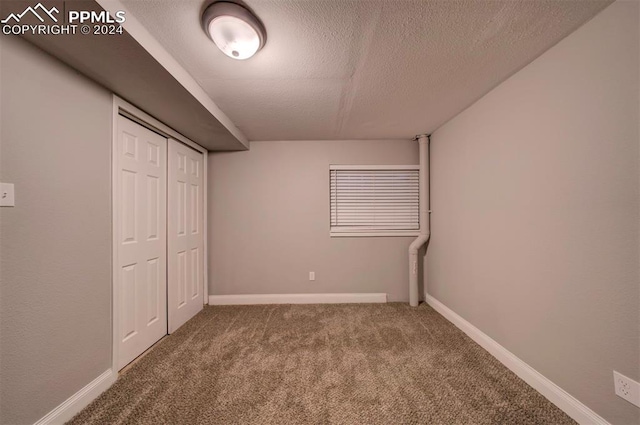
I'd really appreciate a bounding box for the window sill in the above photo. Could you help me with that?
[330,231,420,238]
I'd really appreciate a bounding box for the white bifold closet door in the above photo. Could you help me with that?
[116,116,168,370]
[167,139,204,333]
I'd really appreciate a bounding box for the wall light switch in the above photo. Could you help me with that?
[309,272,315,281]
[0,183,15,207]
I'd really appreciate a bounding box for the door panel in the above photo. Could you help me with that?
[117,116,167,370]
[168,139,204,333]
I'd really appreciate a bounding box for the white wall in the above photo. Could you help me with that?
[208,140,419,301]
[427,2,639,424]
[0,37,112,424]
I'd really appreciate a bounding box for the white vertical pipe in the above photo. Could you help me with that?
[408,134,430,307]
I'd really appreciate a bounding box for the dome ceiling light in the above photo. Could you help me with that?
[202,1,266,60]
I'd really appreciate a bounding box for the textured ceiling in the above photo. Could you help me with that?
[122,0,612,141]
[0,0,246,150]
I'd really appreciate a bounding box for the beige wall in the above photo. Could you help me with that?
[0,37,112,424]
[427,2,639,424]
[209,140,418,301]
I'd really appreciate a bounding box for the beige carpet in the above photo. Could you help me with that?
[69,303,575,424]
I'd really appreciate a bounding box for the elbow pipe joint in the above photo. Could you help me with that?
[409,233,430,254]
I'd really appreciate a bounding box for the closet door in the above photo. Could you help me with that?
[168,139,204,333]
[116,116,167,370]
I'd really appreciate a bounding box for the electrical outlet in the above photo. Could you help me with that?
[0,182,15,207]
[614,371,640,407]
[309,271,315,281]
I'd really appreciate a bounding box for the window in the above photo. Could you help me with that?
[330,165,420,237]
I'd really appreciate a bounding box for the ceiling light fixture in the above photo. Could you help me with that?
[202,1,266,60]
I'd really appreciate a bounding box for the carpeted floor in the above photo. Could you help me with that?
[69,303,575,424]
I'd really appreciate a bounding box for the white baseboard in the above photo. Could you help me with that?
[34,368,116,425]
[425,294,610,425]
[209,293,387,305]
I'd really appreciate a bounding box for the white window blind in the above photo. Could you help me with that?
[330,165,420,236]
